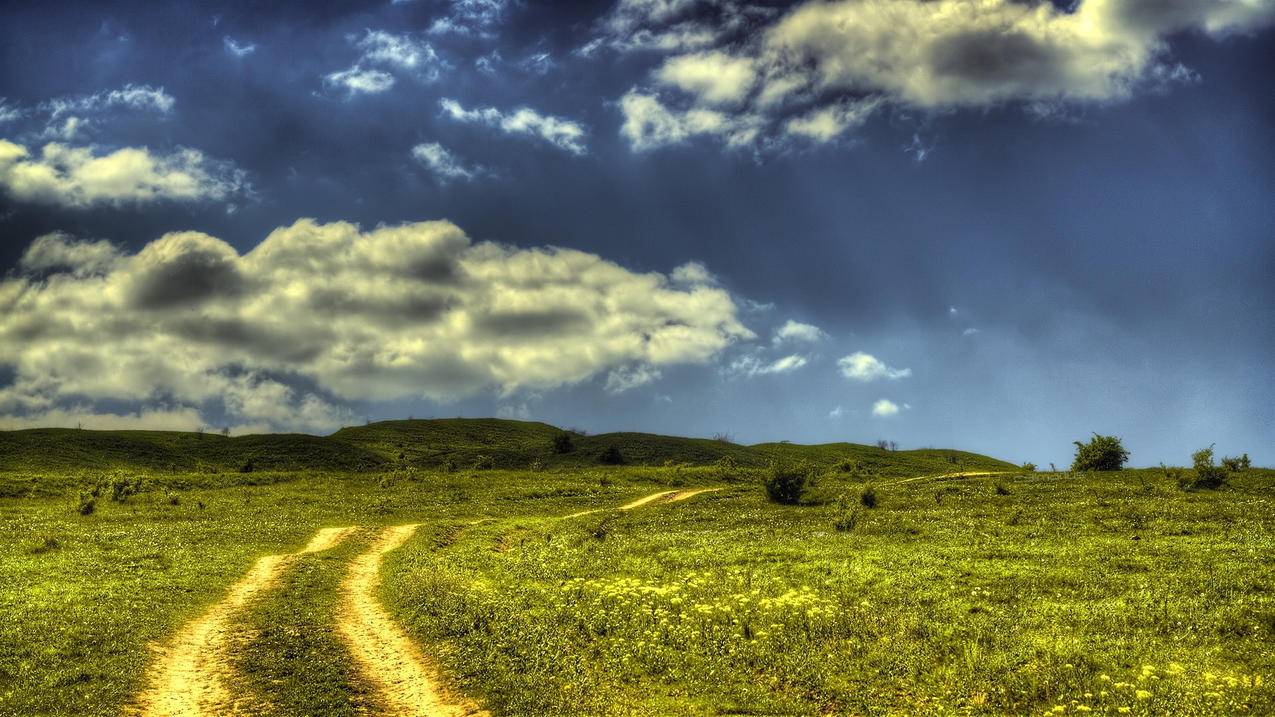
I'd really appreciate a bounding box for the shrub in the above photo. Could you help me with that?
[860,485,878,509]
[712,432,735,444]
[598,446,624,465]
[834,457,861,474]
[1188,446,1227,490]
[472,455,494,470]
[995,481,1011,496]
[111,476,142,502]
[77,493,96,516]
[1071,434,1129,471]
[1221,453,1251,472]
[764,463,816,505]
[1021,462,1036,472]
[552,432,575,454]
[239,459,255,474]
[833,501,862,532]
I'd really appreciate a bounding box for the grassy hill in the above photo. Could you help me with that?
[0,418,1014,475]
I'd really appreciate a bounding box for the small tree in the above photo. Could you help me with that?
[1221,453,1251,472]
[1189,445,1227,490]
[1071,434,1129,471]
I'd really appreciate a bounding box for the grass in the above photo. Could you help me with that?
[0,426,1270,715]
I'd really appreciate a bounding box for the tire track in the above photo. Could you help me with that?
[338,524,487,717]
[135,526,356,717]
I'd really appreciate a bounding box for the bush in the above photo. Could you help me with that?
[598,446,624,465]
[833,500,862,532]
[472,455,494,470]
[111,476,142,502]
[239,459,255,474]
[860,485,878,509]
[764,463,816,505]
[1221,453,1251,472]
[552,432,575,454]
[1071,434,1129,471]
[1188,446,1227,490]
[1021,462,1036,472]
[77,493,96,516]
[995,481,1011,496]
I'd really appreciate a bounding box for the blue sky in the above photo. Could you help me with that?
[0,0,1271,467]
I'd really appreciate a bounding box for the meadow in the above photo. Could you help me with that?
[0,420,1271,716]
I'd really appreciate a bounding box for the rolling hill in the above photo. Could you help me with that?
[0,418,1015,475]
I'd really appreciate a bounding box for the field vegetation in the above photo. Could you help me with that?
[0,419,1270,716]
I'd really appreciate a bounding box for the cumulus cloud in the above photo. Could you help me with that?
[223,36,257,57]
[0,219,753,431]
[838,351,911,381]
[872,398,900,417]
[617,0,1275,150]
[411,142,483,182]
[0,139,249,208]
[772,319,826,345]
[585,0,772,55]
[440,99,588,155]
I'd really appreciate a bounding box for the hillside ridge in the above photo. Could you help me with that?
[0,418,1014,474]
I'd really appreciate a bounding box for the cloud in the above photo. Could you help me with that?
[605,364,662,393]
[411,142,482,182]
[323,30,443,97]
[1,99,24,124]
[425,0,513,36]
[0,406,206,432]
[619,90,761,151]
[616,0,1275,151]
[323,67,396,96]
[0,219,753,431]
[223,36,257,57]
[838,351,911,381]
[41,84,175,119]
[655,50,757,105]
[729,352,808,377]
[440,99,588,155]
[773,319,826,345]
[0,139,249,208]
[585,0,772,55]
[872,398,900,417]
[828,404,844,419]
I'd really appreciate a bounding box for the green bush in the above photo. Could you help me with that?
[1188,446,1227,490]
[598,446,624,465]
[764,463,815,505]
[860,485,878,509]
[1071,434,1129,471]
[110,476,142,502]
[1221,453,1251,472]
[1021,462,1036,472]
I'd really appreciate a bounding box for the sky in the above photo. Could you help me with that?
[0,0,1272,467]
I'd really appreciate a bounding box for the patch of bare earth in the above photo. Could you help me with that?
[338,524,487,717]
[134,526,356,717]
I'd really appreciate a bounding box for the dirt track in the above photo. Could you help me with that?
[135,526,355,717]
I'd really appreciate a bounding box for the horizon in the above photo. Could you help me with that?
[2,0,1272,470]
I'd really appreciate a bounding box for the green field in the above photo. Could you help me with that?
[0,420,1270,716]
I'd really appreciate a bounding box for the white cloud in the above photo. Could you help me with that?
[772,319,826,345]
[828,404,844,419]
[784,98,880,142]
[0,406,206,432]
[425,0,512,36]
[605,364,662,393]
[223,36,257,57]
[356,30,442,78]
[670,261,715,285]
[586,0,771,55]
[838,351,911,382]
[0,219,753,431]
[616,0,1275,152]
[440,99,588,155]
[0,139,249,208]
[655,50,757,105]
[872,398,900,417]
[619,90,761,151]
[963,327,980,336]
[729,352,808,377]
[323,67,396,96]
[41,84,175,119]
[411,142,482,182]
[0,99,23,124]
